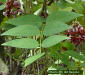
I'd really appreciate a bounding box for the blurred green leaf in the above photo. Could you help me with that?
[43,21,71,36]
[80,63,85,69]
[0,4,5,10]
[1,25,40,37]
[6,14,42,28]
[61,53,77,69]
[1,0,6,3]
[66,50,85,61]
[62,40,75,50]
[12,49,23,59]
[47,11,83,23]
[2,38,39,49]
[42,35,70,48]
[47,3,59,14]
[24,52,45,67]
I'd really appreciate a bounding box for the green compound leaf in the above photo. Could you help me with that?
[2,38,39,49]
[1,25,40,37]
[66,50,85,61]
[47,11,83,23]
[6,14,42,28]
[24,52,45,67]
[42,35,70,48]
[43,21,71,36]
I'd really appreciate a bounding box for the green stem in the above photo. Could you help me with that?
[40,20,46,52]
[40,30,42,53]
